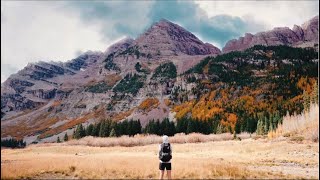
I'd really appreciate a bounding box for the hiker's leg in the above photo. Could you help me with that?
[167,170,171,179]
[159,170,164,180]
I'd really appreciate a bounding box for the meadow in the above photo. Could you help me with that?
[1,104,318,179]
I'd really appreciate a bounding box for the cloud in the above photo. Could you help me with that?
[64,1,265,47]
[195,1,319,30]
[1,0,318,83]
[1,1,108,82]
[63,1,153,41]
[1,63,19,83]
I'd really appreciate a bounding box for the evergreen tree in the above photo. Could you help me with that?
[99,120,107,137]
[92,122,101,137]
[72,129,76,139]
[80,124,86,138]
[256,119,264,135]
[235,119,241,134]
[86,124,94,136]
[155,120,161,135]
[57,136,61,143]
[186,119,195,134]
[109,128,116,137]
[212,120,219,134]
[303,90,310,112]
[74,124,85,139]
[263,116,269,134]
[64,133,68,141]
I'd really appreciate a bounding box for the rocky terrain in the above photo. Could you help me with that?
[223,16,319,53]
[1,19,220,143]
[1,16,318,143]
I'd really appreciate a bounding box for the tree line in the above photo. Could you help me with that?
[1,138,26,148]
[72,119,142,139]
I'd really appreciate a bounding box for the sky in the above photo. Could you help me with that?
[1,0,319,83]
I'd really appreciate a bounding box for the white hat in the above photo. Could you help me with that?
[162,135,169,143]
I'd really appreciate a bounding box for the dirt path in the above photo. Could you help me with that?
[1,138,318,179]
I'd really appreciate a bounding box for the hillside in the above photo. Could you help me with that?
[1,17,318,144]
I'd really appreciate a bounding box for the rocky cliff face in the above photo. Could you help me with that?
[1,17,317,144]
[223,16,319,53]
[135,19,221,56]
[1,19,221,143]
[1,52,103,114]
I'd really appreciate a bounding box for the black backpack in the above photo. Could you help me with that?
[159,143,172,162]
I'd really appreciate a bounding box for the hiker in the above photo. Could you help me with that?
[159,135,172,180]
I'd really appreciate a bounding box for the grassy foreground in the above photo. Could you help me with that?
[1,136,318,179]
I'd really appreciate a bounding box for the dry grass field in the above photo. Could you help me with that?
[1,104,319,179]
[1,137,318,179]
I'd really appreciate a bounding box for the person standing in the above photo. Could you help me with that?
[159,135,172,179]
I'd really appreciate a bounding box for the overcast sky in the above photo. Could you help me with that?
[1,0,319,83]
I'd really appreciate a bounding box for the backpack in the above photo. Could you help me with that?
[159,143,172,162]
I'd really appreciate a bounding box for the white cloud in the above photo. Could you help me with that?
[1,1,110,82]
[195,1,319,33]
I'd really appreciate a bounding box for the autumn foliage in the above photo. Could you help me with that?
[138,98,160,112]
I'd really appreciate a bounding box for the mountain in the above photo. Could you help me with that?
[134,19,221,56]
[223,16,319,53]
[1,19,220,143]
[1,17,318,144]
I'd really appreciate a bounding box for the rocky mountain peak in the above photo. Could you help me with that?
[223,15,319,53]
[134,19,221,56]
[106,37,134,54]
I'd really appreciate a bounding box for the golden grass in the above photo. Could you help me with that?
[111,109,135,121]
[66,132,252,147]
[1,138,318,179]
[268,103,319,142]
[1,112,60,139]
[138,98,160,113]
[39,108,105,139]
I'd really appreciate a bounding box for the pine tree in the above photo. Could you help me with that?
[92,122,101,137]
[303,90,310,112]
[256,118,264,135]
[235,119,241,134]
[74,124,85,139]
[57,137,61,143]
[99,120,106,137]
[186,119,194,134]
[109,128,116,137]
[263,116,269,134]
[86,124,94,136]
[212,120,219,134]
[74,125,80,139]
[155,120,161,135]
[79,124,86,138]
[64,133,68,142]
[72,129,76,139]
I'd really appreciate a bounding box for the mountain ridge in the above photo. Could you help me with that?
[1,17,318,144]
[222,15,319,53]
